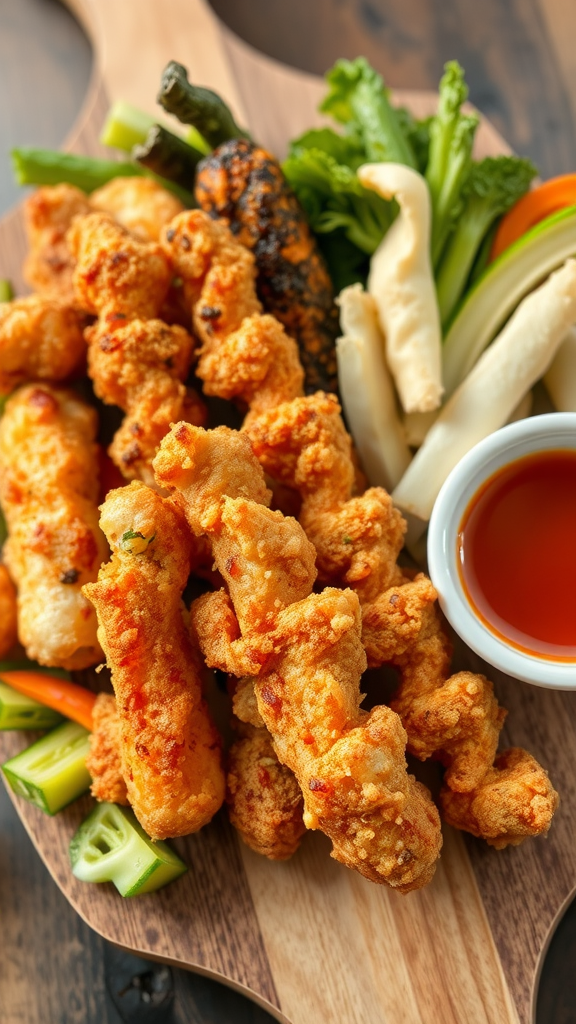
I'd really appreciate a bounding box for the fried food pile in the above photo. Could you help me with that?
[0,168,558,883]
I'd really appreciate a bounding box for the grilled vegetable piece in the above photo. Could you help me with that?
[158,61,249,148]
[0,280,13,303]
[70,802,187,896]
[132,124,204,190]
[196,138,339,393]
[0,680,63,730]
[2,720,91,814]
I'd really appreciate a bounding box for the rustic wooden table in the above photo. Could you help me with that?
[1,1,576,1022]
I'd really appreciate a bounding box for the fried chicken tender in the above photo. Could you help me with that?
[0,564,17,657]
[0,295,86,395]
[245,391,558,845]
[83,481,225,839]
[87,692,129,806]
[86,315,206,486]
[154,423,442,892]
[440,749,560,848]
[24,184,92,304]
[91,177,184,242]
[0,384,107,669]
[227,722,305,860]
[161,211,304,410]
[69,213,172,319]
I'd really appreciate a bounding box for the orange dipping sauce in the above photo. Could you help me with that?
[458,449,576,660]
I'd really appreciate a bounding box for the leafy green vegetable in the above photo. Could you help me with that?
[425,62,479,266]
[289,127,366,170]
[158,61,249,148]
[320,57,417,168]
[120,529,156,554]
[283,146,395,260]
[436,155,537,326]
[395,109,432,175]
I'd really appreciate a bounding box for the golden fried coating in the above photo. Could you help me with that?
[161,211,304,409]
[441,749,559,848]
[0,564,17,658]
[0,385,107,669]
[86,315,206,486]
[91,177,184,242]
[227,723,305,860]
[24,184,91,304]
[0,295,86,395]
[69,213,172,319]
[87,692,129,806]
[83,481,225,839]
[195,138,339,393]
[155,423,442,891]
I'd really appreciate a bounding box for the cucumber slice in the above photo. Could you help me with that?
[0,680,63,730]
[443,205,576,396]
[2,721,91,814]
[70,803,187,896]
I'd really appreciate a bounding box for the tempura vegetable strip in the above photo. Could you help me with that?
[336,283,411,490]
[544,326,576,411]
[358,162,443,413]
[393,259,576,521]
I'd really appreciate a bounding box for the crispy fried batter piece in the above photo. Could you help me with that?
[87,692,129,806]
[69,212,172,319]
[0,295,86,395]
[227,722,305,860]
[245,391,559,846]
[195,139,339,393]
[0,384,107,669]
[24,184,92,303]
[83,481,225,839]
[91,177,184,242]
[161,211,304,412]
[0,564,17,657]
[154,423,442,892]
[86,315,205,486]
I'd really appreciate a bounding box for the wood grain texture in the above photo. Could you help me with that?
[0,2,575,1023]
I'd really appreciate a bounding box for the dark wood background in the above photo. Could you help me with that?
[1,0,575,1021]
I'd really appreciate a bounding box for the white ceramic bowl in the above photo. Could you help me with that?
[427,412,576,689]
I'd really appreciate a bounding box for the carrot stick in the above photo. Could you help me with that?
[491,174,576,260]
[0,671,96,731]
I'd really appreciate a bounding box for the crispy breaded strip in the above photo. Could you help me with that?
[0,384,107,669]
[24,184,92,304]
[83,481,225,839]
[0,295,86,395]
[154,424,442,892]
[0,564,17,658]
[87,692,129,806]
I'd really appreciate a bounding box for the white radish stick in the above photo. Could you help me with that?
[336,284,411,491]
[358,162,443,414]
[392,259,576,522]
[544,326,576,410]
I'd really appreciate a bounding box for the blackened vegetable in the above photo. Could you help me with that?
[196,138,339,393]
[133,124,204,191]
[158,61,249,148]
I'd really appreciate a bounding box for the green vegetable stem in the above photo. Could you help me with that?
[2,721,91,814]
[133,124,204,191]
[70,802,187,896]
[436,156,537,327]
[158,61,250,148]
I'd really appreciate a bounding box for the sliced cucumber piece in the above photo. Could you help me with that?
[0,680,63,730]
[2,721,91,814]
[70,803,187,896]
[443,205,576,396]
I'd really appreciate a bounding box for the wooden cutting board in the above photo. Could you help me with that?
[1,2,575,1022]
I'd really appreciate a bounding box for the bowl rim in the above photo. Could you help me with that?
[427,412,576,690]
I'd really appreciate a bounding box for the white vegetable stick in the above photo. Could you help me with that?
[507,390,533,423]
[336,284,411,491]
[544,326,576,410]
[358,162,443,414]
[402,409,438,447]
[392,259,576,522]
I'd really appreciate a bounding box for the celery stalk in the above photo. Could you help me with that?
[0,280,13,303]
[70,803,187,896]
[100,101,158,151]
[0,681,63,730]
[2,721,91,814]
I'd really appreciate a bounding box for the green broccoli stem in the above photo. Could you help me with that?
[429,114,478,267]
[351,81,417,168]
[158,61,250,147]
[436,196,496,327]
[11,148,194,207]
